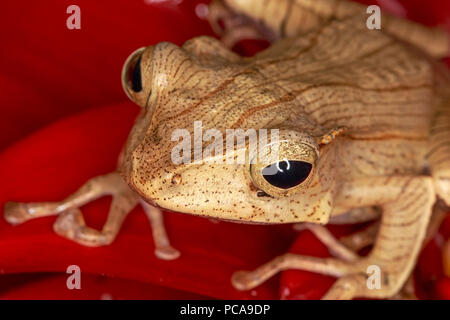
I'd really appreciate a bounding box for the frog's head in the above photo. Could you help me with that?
[120,38,340,224]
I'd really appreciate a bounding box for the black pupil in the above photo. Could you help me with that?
[131,56,142,92]
[262,160,312,189]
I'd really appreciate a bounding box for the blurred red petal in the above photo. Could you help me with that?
[0,0,214,150]
[0,273,208,300]
[435,277,450,300]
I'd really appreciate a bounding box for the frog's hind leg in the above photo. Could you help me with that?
[324,176,435,300]
[294,205,446,300]
[4,172,179,260]
[297,222,421,300]
[232,222,365,292]
[232,253,359,291]
[208,0,360,45]
[209,0,449,58]
[231,220,368,292]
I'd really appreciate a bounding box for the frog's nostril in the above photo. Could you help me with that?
[130,56,142,92]
[171,174,182,185]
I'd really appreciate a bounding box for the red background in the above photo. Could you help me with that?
[0,0,449,299]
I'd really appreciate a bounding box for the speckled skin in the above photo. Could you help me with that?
[120,0,450,299]
[4,0,450,299]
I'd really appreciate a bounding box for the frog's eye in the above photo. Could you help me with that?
[122,47,148,103]
[249,141,317,197]
[262,160,312,189]
[130,56,142,92]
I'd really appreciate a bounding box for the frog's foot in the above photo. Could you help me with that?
[53,208,86,241]
[4,172,179,260]
[207,0,274,48]
[53,207,127,247]
[207,0,237,38]
[221,26,267,50]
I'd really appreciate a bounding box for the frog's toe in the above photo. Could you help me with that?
[231,271,258,291]
[154,246,180,261]
[53,208,85,239]
[4,202,31,225]
[207,0,232,36]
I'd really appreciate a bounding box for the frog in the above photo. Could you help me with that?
[4,0,450,299]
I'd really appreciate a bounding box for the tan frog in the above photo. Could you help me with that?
[4,0,450,299]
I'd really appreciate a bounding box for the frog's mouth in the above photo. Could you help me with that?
[141,196,284,225]
[132,180,332,225]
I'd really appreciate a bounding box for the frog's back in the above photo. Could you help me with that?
[251,16,439,140]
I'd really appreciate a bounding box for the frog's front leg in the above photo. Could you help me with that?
[232,253,359,291]
[233,176,434,299]
[293,223,359,262]
[4,172,179,260]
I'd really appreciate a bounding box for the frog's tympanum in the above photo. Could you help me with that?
[4,0,450,299]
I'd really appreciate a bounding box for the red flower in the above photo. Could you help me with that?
[0,0,449,299]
